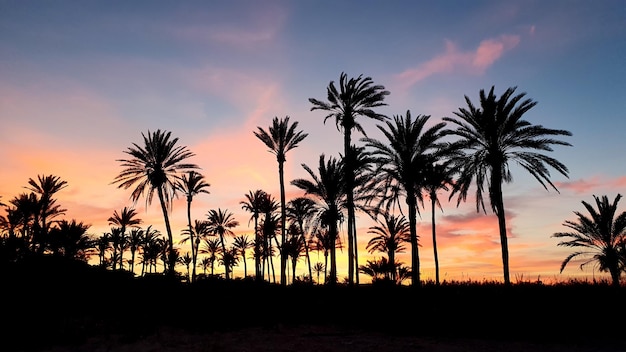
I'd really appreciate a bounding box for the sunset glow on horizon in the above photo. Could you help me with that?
[1,0,624,283]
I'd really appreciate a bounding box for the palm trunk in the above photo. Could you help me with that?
[186,198,196,282]
[279,161,288,286]
[254,215,262,281]
[300,222,313,282]
[219,233,229,279]
[491,171,510,285]
[344,131,356,285]
[431,193,440,285]
[407,192,421,287]
[328,221,338,285]
[157,186,175,276]
[352,216,359,285]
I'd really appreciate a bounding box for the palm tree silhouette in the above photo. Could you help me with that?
[366,212,410,283]
[363,111,447,287]
[292,154,345,285]
[286,196,316,281]
[112,129,199,275]
[206,208,239,279]
[107,207,142,270]
[241,189,269,281]
[26,175,68,253]
[310,72,390,285]
[312,261,325,285]
[553,194,626,287]
[175,171,210,282]
[199,237,222,276]
[127,228,144,274]
[422,159,457,285]
[443,86,572,285]
[47,219,93,261]
[255,116,308,286]
[233,234,254,278]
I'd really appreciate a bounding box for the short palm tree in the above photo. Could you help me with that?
[206,208,239,279]
[291,154,345,285]
[127,228,144,274]
[366,213,411,282]
[26,174,67,252]
[362,111,447,287]
[255,116,308,286]
[199,237,223,275]
[443,86,572,285]
[241,189,269,281]
[310,72,390,285]
[108,206,142,270]
[175,171,210,282]
[286,196,317,281]
[553,194,626,287]
[48,219,93,261]
[233,234,254,278]
[112,129,199,275]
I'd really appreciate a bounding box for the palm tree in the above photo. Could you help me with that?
[206,208,239,279]
[127,228,144,274]
[312,262,325,285]
[310,72,390,285]
[366,213,411,283]
[112,129,199,275]
[286,196,317,281]
[175,171,210,282]
[26,175,68,253]
[255,116,308,286]
[178,252,193,282]
[107,207,142,270]
[47,219,93,261]
[422,160,457,285]
[199,237,223,275]
[291,154,345,285]
[94,232,111,267]
[362,111,447,286]
[233,234,254,278]
[241,189,268,281]
[552,194,626,287]
[443,86,572,285]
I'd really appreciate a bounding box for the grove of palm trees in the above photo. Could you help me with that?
[2,74,626,351]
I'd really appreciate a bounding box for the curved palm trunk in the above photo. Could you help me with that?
[431,193,440,285]
[407,193,421,287]
[157,186,175,275]
[491,170,510,286]
[279,161,288,286]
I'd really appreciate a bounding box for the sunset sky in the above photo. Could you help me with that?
[1,0,624,283]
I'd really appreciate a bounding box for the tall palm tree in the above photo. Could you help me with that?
[310,72,390,285]
[286,196,317,281]
[107,207,142,270]
[443,86,572,285]
[206,208,239,279]
[362,111,447,287]
[175,171,210,282]
[233,234,254,278]
[291,154,345,285]
[255,116,308,286]
[553,194,626,287]
[422,159,457,285]
[366,213,411,282]
[112,129,199,275]
[26,175,68,253]
[241,189,268,281]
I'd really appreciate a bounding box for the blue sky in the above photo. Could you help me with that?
[1,0,625,282]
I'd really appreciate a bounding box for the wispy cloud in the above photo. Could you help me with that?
[393,34,521,91]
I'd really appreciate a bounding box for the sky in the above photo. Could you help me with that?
[1,0,625,283]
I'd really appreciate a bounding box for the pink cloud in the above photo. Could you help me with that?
[394,34,520,90]
[554,175,626,195]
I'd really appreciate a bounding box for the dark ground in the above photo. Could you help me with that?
[3,258,625,352]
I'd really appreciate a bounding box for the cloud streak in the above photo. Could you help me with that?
[394,34,520,91]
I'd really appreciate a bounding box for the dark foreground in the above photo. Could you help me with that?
[3,258,626,352]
